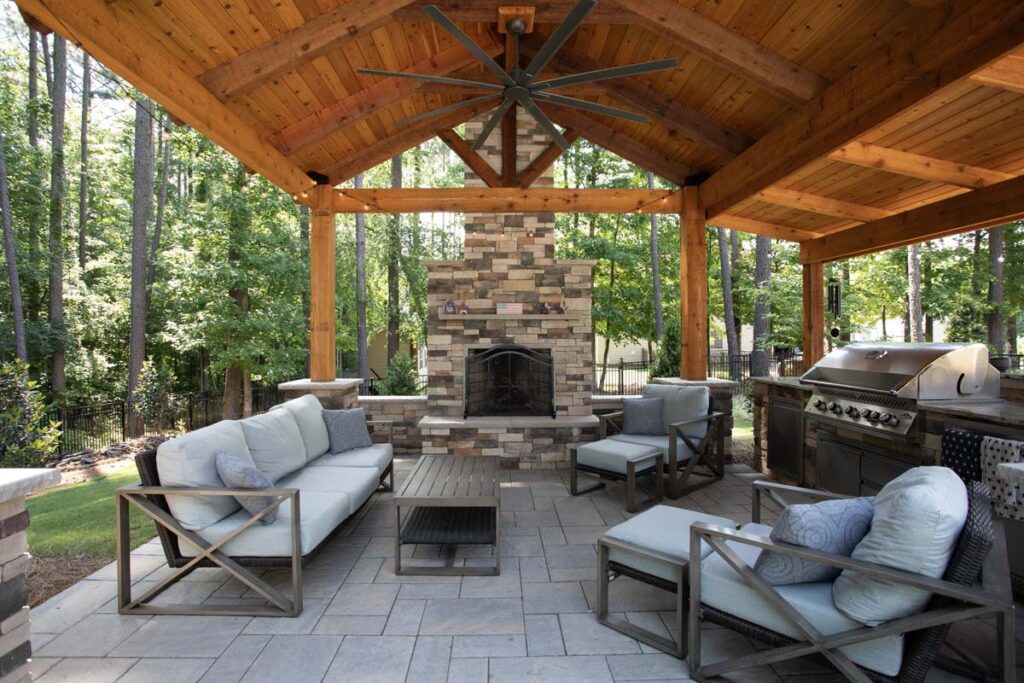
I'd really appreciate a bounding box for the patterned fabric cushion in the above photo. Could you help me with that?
[941,428,984,483]
[754,497,874,585]
[980,436,1024,520]
[323,408,373,454]
[622,397,665,435]
[214,450,278,525]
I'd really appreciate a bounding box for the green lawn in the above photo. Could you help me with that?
[27,467,154,558]
[733,417,754,442]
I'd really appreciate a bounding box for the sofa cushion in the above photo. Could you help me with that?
[239,410,306,482]
[215,451,279,525]
[701,523,905,677]
[323,408,373,454]
[270,394,329,461]
[277,466,380,513]
[308,444,393,474]
[577,439,659,475]
[156,420,254,530]
[622,397,665,435]
[754,497,874,585]
[603,506,736,583]
[642,384,709,439]
[608,433,696,462]
[833,466,968,626]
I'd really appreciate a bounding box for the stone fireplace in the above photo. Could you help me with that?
[464,344,555,418]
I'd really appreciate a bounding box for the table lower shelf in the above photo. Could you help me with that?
[399,506,497,545]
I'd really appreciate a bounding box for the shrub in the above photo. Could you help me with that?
[378,353,421,395]
[135,359,183,432]
[0,362,60,467]
[650,323,681,380]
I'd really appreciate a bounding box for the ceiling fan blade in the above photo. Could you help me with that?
[357,68,504,90]
[393,93,500,127]
[514,94,570,149]
[531,92,647,123]
[530,59,678,91]
[472,97,516,150]
[422,5,515,86]
[521,0,597,84]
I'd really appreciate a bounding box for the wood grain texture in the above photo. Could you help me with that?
[309,185,337,381]
[517,129,582,188]
[679,186,708,380]
[438,128,503,188]
[331,187,683,213]
[754,187,892,222]
[802,263,825,372]
[828,142,1016,188]
[709,214,821,242]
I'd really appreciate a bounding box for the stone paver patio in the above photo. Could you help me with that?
[28,460,1023,682]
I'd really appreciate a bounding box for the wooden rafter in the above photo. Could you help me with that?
[708,214,822,242]
[331,187,683,214]
[393,0,630,24]
[612,0,827,104]
[267,36,502,155]
[800,175,1024,263]
[828,142,1016,189]
[17,0,314,194]
[754,187,892,223]
[198,0,420,101]
[970,54,1024,95]
[437,129,503,188]
[698,0,1024,219]
[517,129,582,188]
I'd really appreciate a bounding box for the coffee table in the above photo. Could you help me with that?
[394,455,500,576]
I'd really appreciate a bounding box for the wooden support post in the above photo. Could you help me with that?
[309,185,337,381]
[679,186,708,380]
[802,262,825,372]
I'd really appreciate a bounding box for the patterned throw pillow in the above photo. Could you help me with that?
[754,496,874,585]
[622,397,664,435]
[323,408,373,454]
[214,450,279,525]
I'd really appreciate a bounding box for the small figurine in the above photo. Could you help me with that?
[458,302,470,315]
[541,303,552,315]
[552,302,566,314]
[442,299,457,315]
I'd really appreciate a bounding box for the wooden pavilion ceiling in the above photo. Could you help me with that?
[17,0,1024,262]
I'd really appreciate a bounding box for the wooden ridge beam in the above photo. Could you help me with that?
[828,142,1015,189]
[612,0,827,104]
[325,99,499,184]
[268,36,502,155]
[754,187,893,222]
[800,175,1024,263]
[198,0,420,101]
[970,54,1024,95]
[437,129,503,188]
[393,0,630,24]
[517,129,582,188]
[331,188,683,214]
[15,0,314,194]
[699,0,1024,219]
[708,214,822,242]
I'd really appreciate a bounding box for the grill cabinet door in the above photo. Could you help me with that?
[767,397,804,482]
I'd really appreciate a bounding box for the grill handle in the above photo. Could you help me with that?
[800,378,897,396]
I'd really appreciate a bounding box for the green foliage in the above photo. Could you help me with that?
[650,318,681,379]
[135,358,181,431]
[377,353,420,395]
[0,362,59,466]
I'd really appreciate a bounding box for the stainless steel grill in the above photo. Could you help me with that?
[801,342,1001,438]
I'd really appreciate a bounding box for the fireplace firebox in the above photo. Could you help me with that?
[464,345,555,418]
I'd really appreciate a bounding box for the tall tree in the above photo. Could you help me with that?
[988,227,1005,353]
[146,115,171,295]
[41,33,52,98]
[355,174,369,380]
[717,228,740,380]
[27,31,39,147]
[77,52,90,271]
[751,235,772,377]
[387,155,401,361]
[299,204,310,376]
[126,98,154,434]
[47,36,67,393]
[0,125,27,362]
[647,172,663,340]
[223,165,251,419]
[907,243,923,342]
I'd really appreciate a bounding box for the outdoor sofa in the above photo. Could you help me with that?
[116,394,393,617]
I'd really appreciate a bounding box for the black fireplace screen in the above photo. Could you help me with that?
[464,345,555,418]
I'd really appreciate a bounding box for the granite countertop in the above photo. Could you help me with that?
[916,399,1024,428]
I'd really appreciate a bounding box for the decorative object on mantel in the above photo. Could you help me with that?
[496,302,524,315]
[552,302,566,314]
[542,303,552,315]
[442,299,457,315]
[458,302,470,315]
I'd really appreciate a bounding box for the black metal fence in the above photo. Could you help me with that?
[594,360,654,395]
[595,352,805,396]
[358,377,429,396]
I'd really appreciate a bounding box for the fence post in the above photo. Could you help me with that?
[619,359,624,394]
[119,401,127,443]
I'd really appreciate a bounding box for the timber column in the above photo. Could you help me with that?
[802,262,825,371]
[309,184,337,382]
[679,186,708,380]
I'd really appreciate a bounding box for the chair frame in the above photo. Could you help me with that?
[367,419,395,491]
[569,448,664,513]
[687,480,1017,683]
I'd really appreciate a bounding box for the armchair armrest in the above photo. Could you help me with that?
[668,411,728,430]
[366,419,395,443]
[750,480,849,523]
[599,410,624,438]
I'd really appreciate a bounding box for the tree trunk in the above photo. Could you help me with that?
[41,33,52,99]
[25,31,42,325]
[146,114,171,300]
[840,261,851,343]
[223,165,250,420]
[751,235,772,377]
[242,370,252,418]
[717,228,740,381]
[47,37,67,394]
[299,204,310,377]
[647,172,663,339]
[1008,315,1018,355]
[77,52,90,271]
[0,125,27,362]
[729,229,741,336]
[988,226,1006,354]
[126,98,154,436]
[355,173,369,380]
[971,231,983,297]
[387,155,401,361]
[907,243,923,342]
[598,218,621,391]
[881,304,887,340]
[923,248,934,342]
[28,31,38,148]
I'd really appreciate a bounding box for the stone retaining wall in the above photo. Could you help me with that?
[357,396,428,455]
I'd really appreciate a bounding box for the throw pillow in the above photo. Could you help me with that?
[622,397,665,435]
[323,408,373,454]
[214,450,279,525]
[753,496,874,585]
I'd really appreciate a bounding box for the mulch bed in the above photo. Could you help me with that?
[55,435,168,485]
[28,555,112,607]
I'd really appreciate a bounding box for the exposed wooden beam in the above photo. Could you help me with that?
[679,186,708,381]
[16,0,314,194]
[198,0,419,101]
[325,99,498,184]
[800,175,1024,263]
[330,188,683,214]
[754,187,892,222]
[267,36,502,155]
[970,54,1024,95]
[309,185,337,382]
[437,129,503,188]
[612,0,828,104]
[17,8,51,34]
[517,129,582,188]
[708,214,822,242]
[802,263,825,372]
[828,142,1016,188]
[699,0,1024,219]
[393,0,630,24]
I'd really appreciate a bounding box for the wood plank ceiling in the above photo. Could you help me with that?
[19,0,1024,262]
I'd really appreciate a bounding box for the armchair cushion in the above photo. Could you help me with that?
[642,384,709,439]
[833,466,968,626]
[270,394,329,461]
[214,450,279,525]
[308,443,393,474]
[240,410,307,482]
[607,433,696,462]
[622,397,665,435]
[323,408,373,454]
[754,496,874,585]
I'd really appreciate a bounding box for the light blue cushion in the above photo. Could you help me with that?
[270,394,329,461]
[308,444,393,475]
[239,410,306,482]
[577,439,660,475]
[642,384,709,439]
[277,466,379,513]
[607,433,696,462]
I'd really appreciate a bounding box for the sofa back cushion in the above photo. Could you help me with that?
[642,384,709,439]
[240,410,306,482]
[156,420,254,530]
[832,466,968,626]
[270,394,329,461]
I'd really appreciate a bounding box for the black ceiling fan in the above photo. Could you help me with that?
[356,0,677,149]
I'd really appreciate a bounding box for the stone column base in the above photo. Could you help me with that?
[277,378,362,410]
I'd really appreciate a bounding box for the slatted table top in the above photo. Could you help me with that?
[395,455,499,507]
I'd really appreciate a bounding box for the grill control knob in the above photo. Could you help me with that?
[814,399,827,410]
[845,406,860,418]
[829,402,843,415]
[865,411,878,421]
[879,412,892,423]
[883,414,900,427]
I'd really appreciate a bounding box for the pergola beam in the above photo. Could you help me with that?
[437,129,503,188]
[828,142,1015,188]
[699,0,1024,219]
[970,54,1024,95]
[708,214,822,242]
[754,187,892,223]
[309,186,337,382]
[393,0,630,24]
[517,129,582,188]
[330,188,683,214]
[679,186,708,380]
